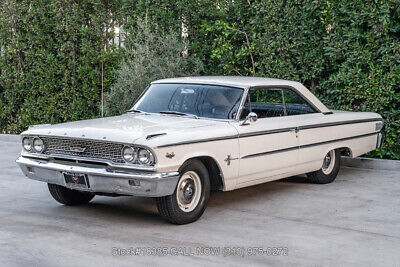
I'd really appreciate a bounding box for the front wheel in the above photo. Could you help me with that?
[307,149,341,184]
[48,183,95,206]
[156,159,210,224]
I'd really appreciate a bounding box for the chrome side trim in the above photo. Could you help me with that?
[298,118,382,130]
[156,134,238,148]
[242,146,298,159]
[157,118,382,148]
[242,132,378,159]
[299,132,378,149]
[239,126,295,138]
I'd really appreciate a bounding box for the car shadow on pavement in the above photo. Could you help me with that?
[207,176,313,209]
[52,196,166,224]
[53,172,345,224]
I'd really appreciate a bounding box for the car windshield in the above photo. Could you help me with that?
[132,83,244,120]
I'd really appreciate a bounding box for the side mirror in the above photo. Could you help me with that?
[240,112,258,126]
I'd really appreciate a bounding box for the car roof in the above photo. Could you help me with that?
[152,76,302,89]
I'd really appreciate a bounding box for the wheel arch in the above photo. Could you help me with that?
[339,147,353,157]
[181,156,224,191]
[323,145,353,159]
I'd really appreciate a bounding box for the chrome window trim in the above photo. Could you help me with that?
[236,85,322,121]
[131,83,246,122]
[235,86,251,121]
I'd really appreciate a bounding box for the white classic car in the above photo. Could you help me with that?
[17,76,383,224]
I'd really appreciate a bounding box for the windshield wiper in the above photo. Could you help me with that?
[159,110,198,118]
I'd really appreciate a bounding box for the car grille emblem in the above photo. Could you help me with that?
[69,146,86,153]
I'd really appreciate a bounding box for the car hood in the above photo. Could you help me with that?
[22,113,219,144]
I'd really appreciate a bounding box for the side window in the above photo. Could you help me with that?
[283,90,316,115]
[240,87,318,120]
[240,88,285,119]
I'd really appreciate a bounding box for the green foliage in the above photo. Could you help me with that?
[0,0,122,133]
[180,0,400,160]
[104,19,203,115]
[0,0,399,159]
[316,0,400,159]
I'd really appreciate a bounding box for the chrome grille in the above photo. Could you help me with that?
[41,136,125,163]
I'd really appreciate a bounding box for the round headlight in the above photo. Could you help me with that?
[122,146,136,162]
[138,148,154,165]
[22,137,32,151]
[33,138,44,153]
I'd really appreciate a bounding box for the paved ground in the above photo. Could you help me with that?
[1,138,399,267]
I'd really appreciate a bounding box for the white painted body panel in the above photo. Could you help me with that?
[21,77,383,192]
[232,116,299,184]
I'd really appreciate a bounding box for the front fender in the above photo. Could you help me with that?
[153,138,240,191]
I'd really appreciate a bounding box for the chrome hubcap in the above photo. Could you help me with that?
[322,150,335,175]
[176,171,201,212]
[323,154,331,169]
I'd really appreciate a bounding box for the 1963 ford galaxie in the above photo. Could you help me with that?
[16,76,383,224]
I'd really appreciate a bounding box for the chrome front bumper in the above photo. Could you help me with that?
[16,156,179,197]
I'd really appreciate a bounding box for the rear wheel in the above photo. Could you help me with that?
[307,149,341,184]
[48,183,95,206]
[156,159,210,224]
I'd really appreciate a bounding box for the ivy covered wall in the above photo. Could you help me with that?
[0,0,399,159]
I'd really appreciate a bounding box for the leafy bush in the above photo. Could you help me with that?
[316,1,400,159]
[0,0,399,160]
[104,20,203,115]
[0,0,121,133]
[180,0,400,160]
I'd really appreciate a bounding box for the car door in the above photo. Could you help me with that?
[280,89,324,174]
[232,87,300,186]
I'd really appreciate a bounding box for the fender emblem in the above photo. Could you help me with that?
[69,146,86,153]
[165,152,175,159]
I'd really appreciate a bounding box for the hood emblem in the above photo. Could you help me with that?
[70,146,86,153]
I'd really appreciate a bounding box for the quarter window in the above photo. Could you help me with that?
[283,90,316,115]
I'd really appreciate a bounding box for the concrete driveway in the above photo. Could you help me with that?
[1,137,399,266]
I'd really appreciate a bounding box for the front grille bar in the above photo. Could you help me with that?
[41,136,125,163]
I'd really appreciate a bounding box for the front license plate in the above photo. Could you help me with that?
[63,172,89,189]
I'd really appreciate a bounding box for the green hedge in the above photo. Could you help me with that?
[0,0,122,133]
[1,0,399,159]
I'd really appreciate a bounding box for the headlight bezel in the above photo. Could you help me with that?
[22,136,45,153]
[138,148,155,165]
[122,146,137,163]
[32,137,45,153]
[121,145,155,166]
[22,137,32,152]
